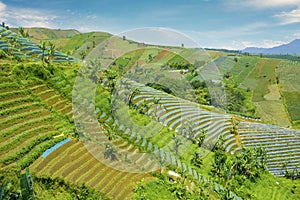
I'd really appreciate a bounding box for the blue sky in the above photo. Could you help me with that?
[1,0,300,49]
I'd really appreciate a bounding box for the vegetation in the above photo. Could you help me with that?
[0,167,106,200]
[1,24,300,199]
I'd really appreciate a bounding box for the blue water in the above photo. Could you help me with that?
[42,138,71,158]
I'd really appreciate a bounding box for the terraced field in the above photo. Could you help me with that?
[238,122,300,176]
[113,79,238,153]
[29,83,73,118]
[31,140,154,200]
[70,76,242,199]
[0,62,159,199]
[0,70,69,170]
[1,27,300,199]
[0,26,75,62]
[109,78,300,178]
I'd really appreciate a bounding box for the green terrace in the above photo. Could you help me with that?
[0,26,75,62]
[238,121,300,176]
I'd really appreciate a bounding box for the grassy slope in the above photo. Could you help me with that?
[11,27,112,58]
[229,57,291,127]
[11,27,80,49]
[277,60,300,127]
[61,31,111,56]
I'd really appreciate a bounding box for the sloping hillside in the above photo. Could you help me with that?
[10,27,112,58]
[0,26,75,62]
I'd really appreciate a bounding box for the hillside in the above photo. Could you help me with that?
[1,26,300,200]
[242,39,300,55]
[10,27,112,58]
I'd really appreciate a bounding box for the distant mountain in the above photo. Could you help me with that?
[242,39,300,55]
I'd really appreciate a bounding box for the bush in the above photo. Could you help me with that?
[0,49,9,59]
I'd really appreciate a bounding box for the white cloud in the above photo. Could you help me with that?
[0,1,57,28]
[203,40,285,50]
[185,22,270,47]
[246,0,300,8]
[0,1,6,12]
[122,27,199,48]
[293,31,300,37]
[227,0,300,9]
[240,40,285,48]
[274,8,300,25]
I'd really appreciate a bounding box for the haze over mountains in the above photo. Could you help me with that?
[242,39,300,55]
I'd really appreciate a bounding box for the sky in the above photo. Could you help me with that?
[0,0,300,49]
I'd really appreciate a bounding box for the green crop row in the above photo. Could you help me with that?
[0,125,53,152]
[0,115,53,141]
[0,108,46,129]
[1,131,60,165]
[19,136,67,169]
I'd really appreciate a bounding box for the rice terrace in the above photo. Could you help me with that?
[1,1,300,199]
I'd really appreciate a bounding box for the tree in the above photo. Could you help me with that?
[18,27,26,38]
[194,129,206,147]
[79,50,87,60]
[46,41,55,63]
[148,54,153,62]
[104,144,118,161]
[128,88,140,107]
[103,123,117,141]
[0,168,35,200]
[39,41,46,63]
[152,97,163,121]
[191,151,203,168]
[172,134,183,156]
[20,168,35,200]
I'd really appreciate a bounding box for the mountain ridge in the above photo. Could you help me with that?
[242,39,300,55]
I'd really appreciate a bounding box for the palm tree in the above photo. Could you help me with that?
[173,134,183,156]
[194,129,206,147]
[47,41,55,63]
[18,27,26,38]
[39,41,46,63]
[103,123,117,141]
[128,88,140,107]
[191,152,203,168]
[79,50,87,60]
[152,97,163,120]
[139,101,148,114]
[104,144,118,161]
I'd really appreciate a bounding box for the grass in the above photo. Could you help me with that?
[277,61,300,92]
[132,179,176,200]
[282,91,300,122]
[239,173,300,200]
[253,101,291,127]
[60,32,111,54]
[230,56,259,84]
[248,58,279,102]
